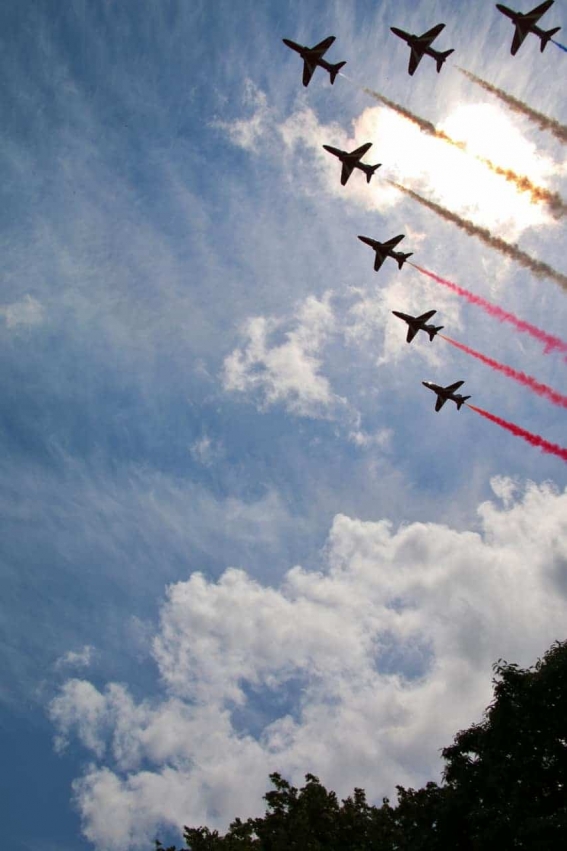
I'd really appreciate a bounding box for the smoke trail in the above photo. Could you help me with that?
[409,263,567,357]
[363,87,465,147]
[480,164,566,217]
[363,87,565,215]
[457,68,567,144]
[389,181,567,292]
[552,40,567,53]
[468,404,567,462]
[441,335,567,408]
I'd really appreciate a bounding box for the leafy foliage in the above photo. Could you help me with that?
[157,640,567,849]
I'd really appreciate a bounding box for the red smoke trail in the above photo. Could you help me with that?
[441,335,567,408]
[467,404,567,463]
[409,263,567,358]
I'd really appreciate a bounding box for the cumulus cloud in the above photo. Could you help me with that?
[222,292,348,418]
[50,479,567,850]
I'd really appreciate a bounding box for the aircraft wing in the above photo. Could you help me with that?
[511,25,529,54]
[349,142,372,159]
[416,23,446,45]
[407,325,419,343]
[416,310,436,322]
[525,1,554,24]
[311,35,336,57]
[445,380,464,392]
[435,395,447,412]
[383,234,405,249]
[374,252,386,272]
[408,45,425,75]
[341,161,355,185]
[303,61,317,86]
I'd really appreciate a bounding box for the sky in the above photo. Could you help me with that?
[1,0,567,848]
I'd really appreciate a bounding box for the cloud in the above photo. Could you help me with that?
[222,292,348,419]
[55,645,95,671]
[211,80,273,152]
[50,479,567,850]
[189,435,224,467]
[0,295,44,329]
[218,83,563,239]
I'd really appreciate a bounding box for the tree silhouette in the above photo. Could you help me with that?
[157,639,567,849]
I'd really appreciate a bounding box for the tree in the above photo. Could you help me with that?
[157,640,567,850]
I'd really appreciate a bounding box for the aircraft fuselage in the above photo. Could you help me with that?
[390,27,447,63]
[422,381,470,411]
[496,4,547,35]
[392,311,441,341]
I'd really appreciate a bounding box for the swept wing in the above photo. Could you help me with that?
[349,142,372,158]
[341,161,355,185]
[416,309,436,322]
[303,61,316,87]
[445,380,464,392]
[416,22,446,45]
[382,234,405,249]
[374,252,386,272]
[310,35,336,56]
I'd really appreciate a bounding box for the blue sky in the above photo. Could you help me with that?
[2,0,567,848]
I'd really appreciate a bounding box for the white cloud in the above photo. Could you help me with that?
[0,295,44,328]
[50,479,567,850]
[55,645,95,671]
[348,428,393,450]
[189,435,224,467]
[218,86,562,239]
[211,80,273,152]
[222,292,348,418]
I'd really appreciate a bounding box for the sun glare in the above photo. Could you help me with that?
[353,103,558,236]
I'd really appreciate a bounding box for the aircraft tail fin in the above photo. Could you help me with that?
[436,49,454,72]
[330,61,347,84]
[457,396,471,410]
[397,252,413,269]
[540,27,561,52]
[428,326,444,341]
[365,163,382,184]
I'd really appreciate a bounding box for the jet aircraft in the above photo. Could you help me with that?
[390,23,454,75]
[323,142,381,186]
[358,234,413,272]
[495,1,560,54]
[422,380,471,412]
[282,36,346,86]
[392,310,444,343]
